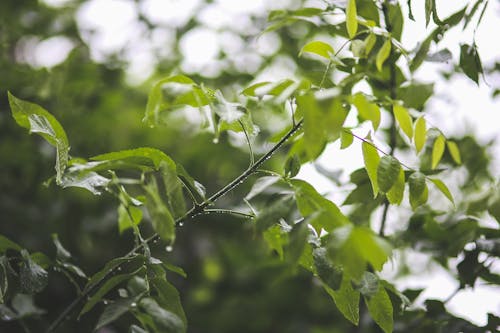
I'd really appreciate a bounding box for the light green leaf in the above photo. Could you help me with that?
[326,275,360,325]
[414,117,427,153]
[386,168,405,205]
[340,130,354,149]
[8,92,70,184]
[346,0,358,39]
[80,267,145,316]
[352,93,380,130]
[139,297,185,333]
[446,141,462,165]
[91,147,176,172]
[393,104,413,140]
[118,205,143,234]
[409,172,428,209]
[376,39,391,72]
[365,285,393,333]
[20,250,48,294]
[291,179,350,230]
[241,81,271,97]
[297,92,326,159]
[377,156,401,193]
[429,178,454,204]
[362,140,380,197]
[300,40,334,59]
[431,135,446,169]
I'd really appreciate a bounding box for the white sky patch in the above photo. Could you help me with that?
[33,36,74,68]
[140,0,201,27]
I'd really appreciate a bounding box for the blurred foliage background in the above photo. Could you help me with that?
[1,0,499,332]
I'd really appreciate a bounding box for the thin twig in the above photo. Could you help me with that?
[46,119,303,333]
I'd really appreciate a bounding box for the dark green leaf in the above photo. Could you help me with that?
[139,297,185,333]
[84,255,141,293]
[325,275,360,325]
[151,277,187,326]
[51,234,71,262]
[130,325,149,333]
[284,155,301,178]
[284,221,309,266]
[11,293,45,318]
[398,82,434,111]
[0,235,22,253]
[459,44,483,84]
[429,178,454,204]
[377,156,402,193]
[409,172,428,209]
[313,247,343,291]
[95,295,142,330]
[20,250,48,294]
[144,176,176,243]
[254,195,294,233]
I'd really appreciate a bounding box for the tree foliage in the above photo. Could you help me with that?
[1,0,499,332]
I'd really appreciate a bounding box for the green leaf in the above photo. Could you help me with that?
[0,234,22,253]
[300,41,334,60]
[144,176,176,243]
[365,285,393,333]
[297,92,326,159]
[346,0,358,39]
[351,93,380,130]
[130,325,149,333]
[139,297,185,333]
[151,276,187,327]
[20,250,48,294]
[431,135,446,169]
[425,0,432,26]
[60,171,110,195]
[160,162,186,219]
[291,179,350,230]
[326,274,360,325]
[409,172,428,209]
[340,130,353,149]
[414,117,427,153]
[118,205,143,234]
[91,147,176,172]
[213,90,245,124]
[284,155,301,178]
[284,220,309,265]
[95,295,142,331]
[176,163,206,202]
[11,293,45,318]
[362,140,380,197]
[459,44,483,84]
[80,266,145,316]
[8,92,70,184]
[386,168,405,205]
[376,39,391,72]
[446,141,462,165]
[313,247,343,291]
[429,178,454,204]
[398,82,434,111]
[377,156,401,193]
[263,225,286,259]
[254,195,294,233]
[84,255,141,293]
[393,104,413,140]
[329,226,391,279]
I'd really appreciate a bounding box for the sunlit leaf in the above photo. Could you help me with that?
[340,130,354,149]
[300,41,334,60]
[376,39,391,72]
[431,135,446,169]
[351,93,380,130]
[393,104,413,140]
[414,117,427,153]
[446,141,462,165]
[362,140,380,197]
[346,0,358,38]
[8,92,70,184]
[429,178,454,204]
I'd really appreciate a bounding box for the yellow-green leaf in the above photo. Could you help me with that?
[414,117,427,153]
[386,167,405,205]
[429,178,454,204]
[376,39,392,72]
[431,135,446,169]
[446,141,462,165]
[346,0,358,39]
[300,40,334,60]
[362,140,380,197]
[393,104,413,140]
[364,33,377,55]
[341,130,354,149]
[352,93,380,130]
